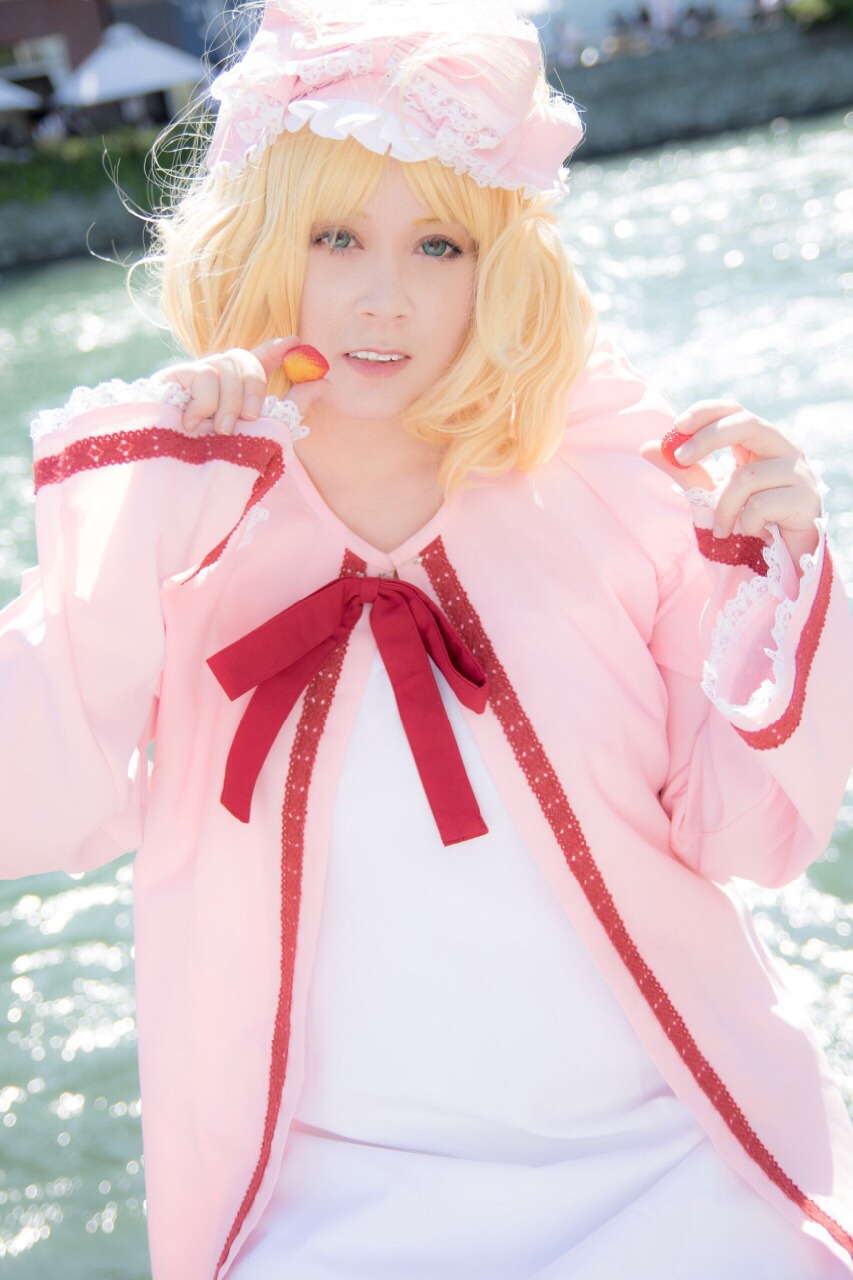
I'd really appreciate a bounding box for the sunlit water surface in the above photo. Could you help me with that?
[0,109,851,1274]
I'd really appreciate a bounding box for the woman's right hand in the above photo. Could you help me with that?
[153,336,332,435]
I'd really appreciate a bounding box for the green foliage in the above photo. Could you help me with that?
[0,126,195,209]
[785,0,853,26]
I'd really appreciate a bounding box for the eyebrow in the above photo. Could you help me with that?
[340,212,447,227]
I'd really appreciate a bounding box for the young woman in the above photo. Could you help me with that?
[2,2,852,1277]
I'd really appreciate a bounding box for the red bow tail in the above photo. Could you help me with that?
[206,575,490,846]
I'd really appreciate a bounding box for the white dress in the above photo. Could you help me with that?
[231,647,851,1280]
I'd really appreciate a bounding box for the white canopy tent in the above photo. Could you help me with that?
[0,79,42,113]
[51,23,206,109]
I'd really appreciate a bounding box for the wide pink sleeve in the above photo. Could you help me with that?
[0,377,300,879]
[561,335,853,888]
[650,470,853,888]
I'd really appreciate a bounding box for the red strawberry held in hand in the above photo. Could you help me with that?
[661,426,694,469]
[281,344,330,383]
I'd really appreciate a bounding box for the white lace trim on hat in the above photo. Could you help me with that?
[30,377,309,444]
[211,90,567,199]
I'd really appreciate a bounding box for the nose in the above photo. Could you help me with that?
[355,252,414,321]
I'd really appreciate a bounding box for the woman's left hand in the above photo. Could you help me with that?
[640,399,822,571]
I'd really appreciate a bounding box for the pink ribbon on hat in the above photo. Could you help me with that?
[207,572,490,847]
[205,2,584,196]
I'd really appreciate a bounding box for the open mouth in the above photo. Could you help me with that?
[344,353,411,375]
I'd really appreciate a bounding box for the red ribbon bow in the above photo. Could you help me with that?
[207,574,490,847]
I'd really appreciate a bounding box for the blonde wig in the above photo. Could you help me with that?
[140,6,598,498]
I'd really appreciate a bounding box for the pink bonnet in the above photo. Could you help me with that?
[205,0,586,199]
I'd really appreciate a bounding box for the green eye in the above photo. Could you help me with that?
[422,237,464,260]
[312,230,464,259]
[316,229,353,253]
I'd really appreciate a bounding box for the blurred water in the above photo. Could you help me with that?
[0,108,851,1274]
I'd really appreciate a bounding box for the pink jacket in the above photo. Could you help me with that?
[2,338,852,1278]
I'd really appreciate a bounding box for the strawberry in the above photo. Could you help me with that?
[661,427,694,469]
[281,344,330,383]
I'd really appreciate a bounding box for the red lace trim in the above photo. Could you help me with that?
[213,547,363,1280]
[33,427,285,578]
[33,426,279,491]
[190,454,285,579]
[735,545,835,750]
[420,535,852,1263]
[695,526,769,576]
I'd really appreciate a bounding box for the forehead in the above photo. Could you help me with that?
[366,163,466,222]
[308,152,477,235]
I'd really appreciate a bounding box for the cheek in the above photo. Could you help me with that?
[454,268,477,330]
[433,274,476,343]
[297,269,336,332]
[449,288,476,353]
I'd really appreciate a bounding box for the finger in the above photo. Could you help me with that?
[670,399,743,455]
[210,356,252,435]
[182,367,226,432]
[151,363,198,390]
[735,486,820,541]
[712,457,801,537]
[285,377,333,421]
[220,348,275,423]
[237,370,272,421]
[672,399,743,433]
[251,336,302,379]
[673,411,800,467]
[639,439,715,491]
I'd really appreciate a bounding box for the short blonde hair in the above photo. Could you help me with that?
[140,14,598,497]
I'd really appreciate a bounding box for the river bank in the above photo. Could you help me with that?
[556,21,853,156]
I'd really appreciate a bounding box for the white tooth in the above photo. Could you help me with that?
[349,352,404,362]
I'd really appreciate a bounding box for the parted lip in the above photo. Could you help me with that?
[345,348,410,356]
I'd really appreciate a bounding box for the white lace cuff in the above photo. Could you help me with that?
[30,377,300,581]
[30,377,309,450]
[678,472,829,742]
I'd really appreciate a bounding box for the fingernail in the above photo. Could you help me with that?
[245,396,261,418]
[218,414,235,435]
[673,411,693,427]
[674,442,694,462]
[712,522,724,539]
